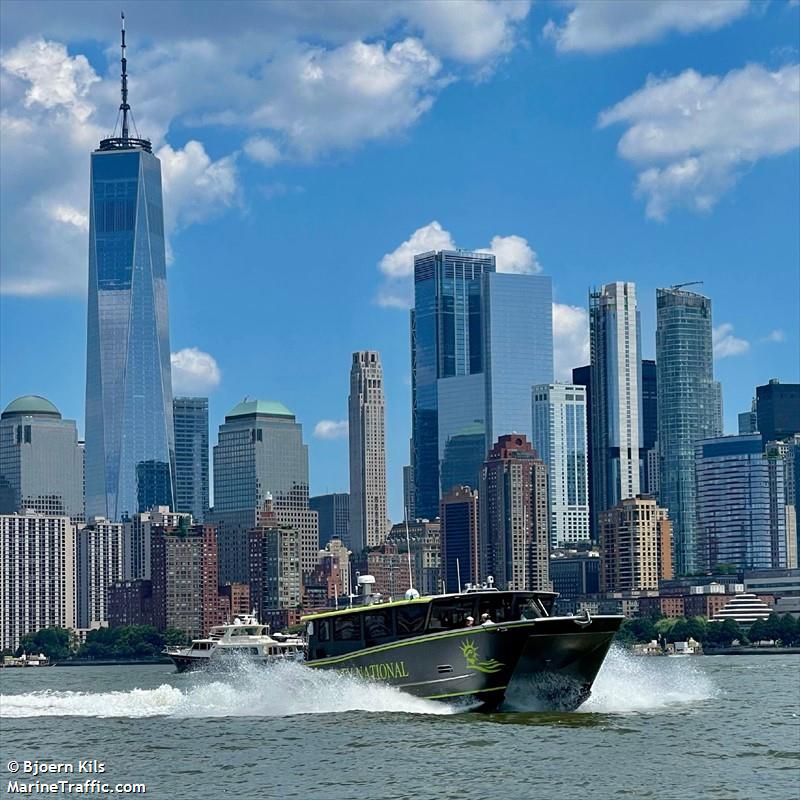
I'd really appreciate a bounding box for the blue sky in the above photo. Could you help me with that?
[1,0,798,520]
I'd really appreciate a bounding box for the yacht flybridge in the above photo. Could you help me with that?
[164,613,304,673]
[302,575,622,711]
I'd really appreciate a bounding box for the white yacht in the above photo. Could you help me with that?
[164,613,305,673]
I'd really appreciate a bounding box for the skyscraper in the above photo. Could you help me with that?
[309,493,350,548]
[0,396,84,521]
[348,351,387,552]
[531,383,590,547]
[173,397,209,521]
[85,20,175,521]
[440,485,479,593]
[696,434,787,571]
[641,359,659,494]
[589,282,642,532]
[756,379,800,445]
[212,400,317,583]
[572,365,595,537]
[479,434,550,592]
[411,250,553,519]
[656,286,721,574]
[76,517,125,628]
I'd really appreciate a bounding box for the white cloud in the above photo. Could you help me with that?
[377,222,541,307]
[314,419,349,440]
[713,323,750,358]
[762,329,786,343]
[171,347,222,394]
[244,136,282,167]
[553,303,589,380]
[599,63,800,219]
[544,0,750,54]
[478,234,542,274]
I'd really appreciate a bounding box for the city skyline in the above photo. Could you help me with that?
[1,2,798,521]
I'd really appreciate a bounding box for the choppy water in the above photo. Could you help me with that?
[1,648,798,799]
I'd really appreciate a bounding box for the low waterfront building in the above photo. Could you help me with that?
[711,593,772,626]
[0,512,76,651]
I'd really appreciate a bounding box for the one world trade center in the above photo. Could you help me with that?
[85,15,175,520]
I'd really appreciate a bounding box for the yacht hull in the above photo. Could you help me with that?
[306,615,621,711]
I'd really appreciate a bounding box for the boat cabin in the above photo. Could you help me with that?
[304,591,556,660]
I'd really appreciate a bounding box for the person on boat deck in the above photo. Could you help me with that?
[480,613,495,626]
[465,616,475,627]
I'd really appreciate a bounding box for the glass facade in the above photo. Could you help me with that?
[589,282,643,534]
[412,251,553,519]
[309,493,350,549]
[440,421,486,495]
[695,435,786,571]
[85,147,175,521]
[173,397,209,521]
[656,287,721,575]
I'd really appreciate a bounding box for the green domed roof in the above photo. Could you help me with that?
[226,399,294,419]
[1,395,61,419]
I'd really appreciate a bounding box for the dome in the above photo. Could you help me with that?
[1,395,61,419]
[226,399,294,419]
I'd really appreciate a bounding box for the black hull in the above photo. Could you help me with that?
[306,615,621,711]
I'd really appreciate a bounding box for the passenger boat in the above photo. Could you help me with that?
[303,576,622,711]
[164,613,304,673]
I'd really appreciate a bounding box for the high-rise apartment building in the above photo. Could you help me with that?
[600,496,672,593]
[440,486,479,593]
[0,396,84,521]
[589,282,642,531]
[122,506,190,581]
[479,435,550,591]
[173,397,209,521]
[211,400,317,583]
[310,493,350,549]
[696,434,787,571]
[766,435,800,568]
[85,25,175,521]
[641,360,659,494]
[387,519,442,596]
[531,383,590,547]
[656,287,721,575]
[76,517,124,628]
[348,351,387,553]
[756,379,800,445]
[411,250,553,520]
[572,365,595,538]
[150,522,220,638]
[0,512,76,651]
[317,537,352,598]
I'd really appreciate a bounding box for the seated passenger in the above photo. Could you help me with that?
[480,613,495,626]
[465,616,475,627]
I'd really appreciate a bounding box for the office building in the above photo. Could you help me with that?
[0,512,76,651]
[212,399,316,583]
[411,249,553,520]
[349,351,388,553]
[756,379,800,445]
[696,435,787,571]
[76,517,125,628]
[150,522,220,638]
[440,486,479,593]
[403,464,415,521]
[122,506,190,581]
[531,383,590,546]
[173,397,209,521]
[572,365,595,538]
[85,27,175,520]
[440,422,486,495]
[600,496,672,593]
[387,519,442,596]
[310,493,350,549]
[479,435,550,592]
[589,282,643,530]
[0,396,84,521]
[656,286,721,574]
[739,398,758,435]
[641,360,658,494]
[766,435,800,568]
[549,552,600,598]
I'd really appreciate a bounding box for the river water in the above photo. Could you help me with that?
[1,649,798,800]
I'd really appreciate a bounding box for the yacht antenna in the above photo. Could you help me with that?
[404,505,414,593]
[456,558,462,594]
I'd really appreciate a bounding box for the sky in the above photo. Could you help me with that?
[1,0,798,521]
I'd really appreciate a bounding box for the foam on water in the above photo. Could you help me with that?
[0,661,454,719]
[580,645,719,714]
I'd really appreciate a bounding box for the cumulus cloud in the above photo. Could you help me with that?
[314,419,349,440]
[171,347,222,394]
[762,329,786,343]
[244,136,282,167]
[713,324,750,358]
[599,63,800,219]
[377,222,541,307]
[544,0,750,54]
[553,303,590,380]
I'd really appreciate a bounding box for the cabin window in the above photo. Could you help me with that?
[478,594,516,623]
[428,599,476,630]
[364,609,394,644]
[316,619,331,642]
[516,597,544,619]
[395,604,428,637]
[333,614,362,641]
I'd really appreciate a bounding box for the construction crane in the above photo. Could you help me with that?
[670,281,704,291]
